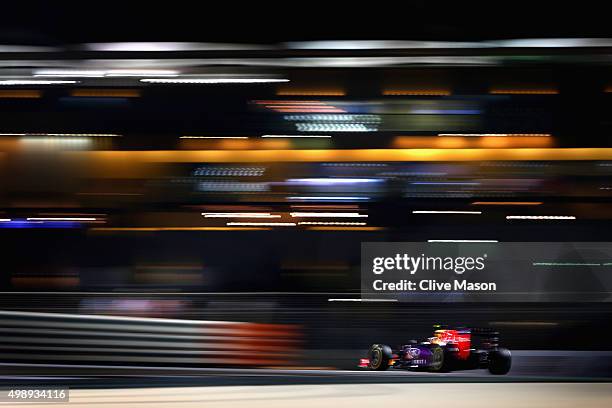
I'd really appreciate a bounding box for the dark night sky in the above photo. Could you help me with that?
[0,1,610,44]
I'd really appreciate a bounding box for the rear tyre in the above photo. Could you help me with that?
[368,344,392,371]
[488,348,512,375]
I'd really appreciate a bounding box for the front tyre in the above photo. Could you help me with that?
[428,345,445,372]
[368,344,393,371]
[488,348,512,375]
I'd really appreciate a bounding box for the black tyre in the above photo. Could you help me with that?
[368,344,393,371]
[428,345,445,372]
[488,348,512,375]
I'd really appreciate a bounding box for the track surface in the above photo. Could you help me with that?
[2,383,612,408]
[1,350,611,389]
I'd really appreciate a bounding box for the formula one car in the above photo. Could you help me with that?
[359,325,511,375]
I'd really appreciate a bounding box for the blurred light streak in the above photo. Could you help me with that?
[180,138,291,150]
[76,192,143,196]
[197,181,269,192]
[90,227,272,231]
[70,89,141,98]
[382,89,451,96]
[438,133,551,137]
[0,220,80,228]
[290,205,358,209]
[290,212,368,218]
[3,133,121,137]
[65,148,612,163]
[202,213,280,218]
[0,90,41,98]
[491,38,612,47]
[261,135,331,138]
[0,218,11,222]
[413,210,482,214]
[506,215,576,219]
[85,42,275,51]
[472,201,543,205]
[255,100,346,113]
[141,78,289,84]
[394,136,553,148]
[394,136,467,149]
[226,222,296,227]
[286,178,380,185]
[254,100,330,105]
[411,182,480,185]
[285,114,381,122]
[428,239,499,242]
[296,123,375,132]
[288,40,484,49]
[26,217,98,221]
[0,310,300,367]
[479,136,554,148]
[298,222,367,225]
[306,226,382,231]
[0,80,78,85]
[20,137,92,148]
[194,166,265,176]
[181,136,249,139]
[34,70,106,77]
[489,88,559,95]
[408,136,469,149]
[288,196,370,201]
[105,70,179,77]
[328,298,398,302]
[268,108,345,113]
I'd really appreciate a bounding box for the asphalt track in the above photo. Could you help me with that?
[0,352,610,408]
[1,383,612,408]
[1,350,611,389]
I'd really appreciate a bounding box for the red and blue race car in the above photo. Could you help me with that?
[359,325,511,375]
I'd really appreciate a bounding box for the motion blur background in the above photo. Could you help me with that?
[1,2,612,383]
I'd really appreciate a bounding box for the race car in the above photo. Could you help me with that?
[358,325,512,375]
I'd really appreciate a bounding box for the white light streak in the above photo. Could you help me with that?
[34,70,106,77]
[288,196,370,201]
[202,213,280,218]
[27,217,97,221]
[286,178,379,184]
[327,298,398,302]
[141,78,289,84]
[0,80,78,85]
[181,136,248,139]
[290,212,368,218]
[106,70,179,77]
[298,222,367,226]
